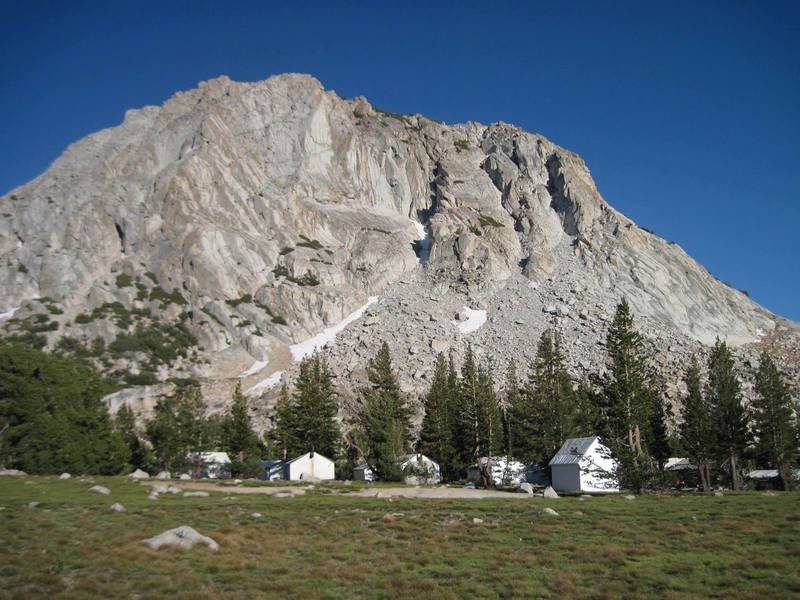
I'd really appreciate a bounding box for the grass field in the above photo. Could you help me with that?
[1,476,799,599]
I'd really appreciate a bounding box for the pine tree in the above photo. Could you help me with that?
[146,384,211,473]
[418,353,456,480]
[680,358,713,490]
[453,346,502,485]
[0,343,128,475]
[706,339,749,490]
[222,382,262,476]
[361,343,411,481]
[647,377,672,471]
[115,404,150,470]
[600,299,658,491]
[271,382,296,460]
[752,351,798,490]
[292,354,341,458]
[502,359,521,459]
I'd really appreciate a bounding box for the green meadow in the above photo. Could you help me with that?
[1,476,798,599]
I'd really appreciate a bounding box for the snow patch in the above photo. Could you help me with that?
[412,220,430,264]
[452,307,487,334]
[246,371,285,395]
[0,307,19,320]
[239,360,269,378]
[290,296,379,361]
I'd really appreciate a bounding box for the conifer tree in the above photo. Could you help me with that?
[752,351,798,490]
[647,377,672,471]
[418,353,456,480]
[502,359,521,459]
[146,384,210,472]
[222,382,262,476]
[290,353,341,459]
[453,346,502,485]
[706,339,749,490]
[115,404,151,470]
[271,382,296,460]
[599,299,658,491]
[361,343,411,481]
[0,342,128,475]
[680,358,713,490]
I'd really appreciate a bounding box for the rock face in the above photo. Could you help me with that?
[0,73,797,426]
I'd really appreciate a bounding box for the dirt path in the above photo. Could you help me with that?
[352,486,531,499]
[144,482,307,496]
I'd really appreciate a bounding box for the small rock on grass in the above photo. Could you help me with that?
[624,494,636,500]
[179,473,192,480]
[472,517,484,524]
[0,469,26,476]
[59,473,71,480]
[251,512,262,518]
[543,486,559,499]
[89,485,110,495]
[128,469,150,480]
[183,491,209,498]
[155,471,171,480]
[109,503,126,512]
[541,508,559,516]
[26,501,40,509]
[143,526,219,551]
[714,491,724,497]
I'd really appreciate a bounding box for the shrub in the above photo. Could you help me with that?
[279,246,294,255]
[115,273,134,288]
[149,286,187,307]
[296,235,324,251]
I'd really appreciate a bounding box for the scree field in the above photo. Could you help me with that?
[1,477,798,599]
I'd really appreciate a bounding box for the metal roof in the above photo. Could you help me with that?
[548,437,600,466]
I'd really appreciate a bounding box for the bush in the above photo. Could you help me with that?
[115,273,134,288]
[149,286,187,307]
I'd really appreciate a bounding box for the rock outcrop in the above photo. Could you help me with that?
[0,73,797,427]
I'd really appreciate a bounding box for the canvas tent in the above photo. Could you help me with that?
[258,460,285,481]
[187,452,231,479]
[283,452,335,481]
[548,437,618,493]
[466,457,535,486]
[352,453,441,483]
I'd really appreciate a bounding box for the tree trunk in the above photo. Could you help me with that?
[779,463,792,491]
[730,453,740,490]
[704,464,712,491]
[697,465,708,492]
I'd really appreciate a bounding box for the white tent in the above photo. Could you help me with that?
[283,451,335,481]
[548,437,618,493]
[352,453,441,483]
[188,452,231,479]
[467,457,531,486]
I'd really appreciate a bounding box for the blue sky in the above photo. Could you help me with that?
[1,1,798,320]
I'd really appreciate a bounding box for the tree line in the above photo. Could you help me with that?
[1,298,797,490]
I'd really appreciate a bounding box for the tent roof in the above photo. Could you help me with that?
[286,451,333,465]
[548,437,600,466]
[747,469,780,479]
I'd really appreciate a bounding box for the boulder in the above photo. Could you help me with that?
[149,483,169,494]
[183,491,210,498]
[472,517,484,524]
[128,469,150,480]
[166,486,182,494]
[179,473,192,480]
[155,471,171,480]
[143,526,219,551]
[0,469,26,477]
[517,482,534,494]
[624,494,636,500]
[542,507,559,516]
[543,486,559,499]
[109,503,126,512]
[59,473,71,480]
[89,485,110,495]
